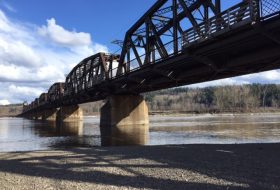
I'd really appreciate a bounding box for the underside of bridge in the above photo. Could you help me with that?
[20,0,280,127]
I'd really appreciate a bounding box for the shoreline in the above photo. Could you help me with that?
[148,111,280,116]
[4,111,280,118]
[3,111,280,118]
[0,143,279,189]
[1,142,280,153]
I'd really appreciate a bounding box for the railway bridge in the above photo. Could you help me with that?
[21,0,280,126]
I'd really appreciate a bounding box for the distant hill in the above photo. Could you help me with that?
[0,104,23,117]
[79,84,280,114]
[3,84,280,117]
[79,101,103,116]
[0,102,103,117]
[144,84,280,114]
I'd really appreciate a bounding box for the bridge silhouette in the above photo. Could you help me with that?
[21,0,280,123]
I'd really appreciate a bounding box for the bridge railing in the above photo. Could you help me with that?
[260,0,280,20]
[182,1,255,48]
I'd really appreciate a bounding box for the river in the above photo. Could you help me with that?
[0,114,280,152]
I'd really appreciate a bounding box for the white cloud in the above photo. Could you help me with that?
[0,83,44,103]
[189,70,280,88]
[240,70,280,82]
[1,8,280,104]
[0,99,10,105]
[0,64,65,83]
[0,9,108,103]
[0,38,42,67]
[189,78,243,88]
[38,18,91,47]
[8,84,43,97]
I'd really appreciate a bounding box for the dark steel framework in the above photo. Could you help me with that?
[64,53,119,96]
[48,82,65,103]
[39,93,48,106]
[22,0,280,114]
[115,0,265,75]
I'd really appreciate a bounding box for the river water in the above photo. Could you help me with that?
[0,114,280,152]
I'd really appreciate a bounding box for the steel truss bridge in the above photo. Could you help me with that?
[23,0,280,113]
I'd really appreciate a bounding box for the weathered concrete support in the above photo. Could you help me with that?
[100,95,149,126]
[42,108,58,121]
[34,111,43,120]
[57,105,83,122]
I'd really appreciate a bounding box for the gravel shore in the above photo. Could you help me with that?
[0,144,279,190]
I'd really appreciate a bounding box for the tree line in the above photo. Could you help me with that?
[3,84,280,117]
[144,84,280,113]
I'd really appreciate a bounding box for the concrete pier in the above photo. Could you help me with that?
[34,111,43,120]
[56,105,83,122]
[100,95,149,126]
[42,108,57,121]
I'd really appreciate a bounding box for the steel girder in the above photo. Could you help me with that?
[64,53,119,97]
[48,82,65,103]
[117,0,224,75]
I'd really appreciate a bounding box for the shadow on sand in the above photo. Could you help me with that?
[0,143,279,189]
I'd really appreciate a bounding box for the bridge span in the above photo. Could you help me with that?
[21,0,280,126]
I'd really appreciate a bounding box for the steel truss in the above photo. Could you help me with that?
[21,0,280,114]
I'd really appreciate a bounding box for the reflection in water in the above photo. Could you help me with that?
[151,123,280,140]
[32,120,84,137]
[1,114,280,152]
[57,121,84,136]
[41,120,89,148]
[149,114,280,145]
[100,124,149,146]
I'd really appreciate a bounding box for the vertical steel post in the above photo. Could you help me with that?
[215,0,221,13]
[260,0,263,18]
[173,0,178,54]
[204,3,209,37]
[127,48,130,72]
[152,44,155,63]
[145,19,151,64]
[253,0,260,22]
[109,55,113,78]
[215,0,222,31]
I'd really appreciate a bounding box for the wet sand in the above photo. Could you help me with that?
[0,144,279,190]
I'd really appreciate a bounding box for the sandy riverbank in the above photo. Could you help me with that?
[0,144,279,190]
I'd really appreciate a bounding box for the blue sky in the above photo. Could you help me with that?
[1,0,157,52]
[0,0,240,53]
[0,0,279,105]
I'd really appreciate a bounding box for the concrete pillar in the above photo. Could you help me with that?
[25,112,38,120]
[100,95,149,126]
[42,108,57,121]
[34,111,43,120]
[28,114,36,120]
[57,105,83,122]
